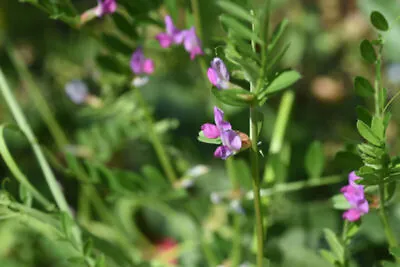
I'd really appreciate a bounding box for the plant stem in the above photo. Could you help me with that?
[190,0,208,85]
[264,90,295,183]
[0,68,82,246]
[226,158,242,266]
[375,47,382,118]
[7,45,69,149]
[341,220,349,267]
[134,87,178,185]
[378,183,398,248]
[250,98,264,267]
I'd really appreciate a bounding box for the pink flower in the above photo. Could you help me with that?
[201,107,241,160]
[130,48,155,75]
[207,57,230,89]
[156,16,185,48]
[80,0,117,25]
[340,171,369,221]
[95,0,117,17]
[182,27,203,60]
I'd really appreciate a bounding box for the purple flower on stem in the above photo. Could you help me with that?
[182,27,203,60]
[207,57,230,89]
[156,16,185,48]
[201,107,242,160]
[95,0,117,17]
[340,171,369,222]
[130,48,155,75]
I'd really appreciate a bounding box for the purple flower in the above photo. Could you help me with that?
[182,27,203,60]
[130,48,155,75]
[156,16,185,48]
[207,58,230,89]
[65,80,89,104]
[201,107,241,160]
[340,171,369,222]
[95,0,117,17]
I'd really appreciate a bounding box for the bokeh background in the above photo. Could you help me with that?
[0,0,400,266]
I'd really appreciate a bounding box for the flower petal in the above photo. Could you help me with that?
[348,171,360,186]
[211,58,229,83]
[213,106,231,131]
[214,145,233,160]
[207,68,219,87]
[143,59,155,74]
[156,33,173,48]
[343,209,362,222]
[220,130,241,152]
[201,123,220,138]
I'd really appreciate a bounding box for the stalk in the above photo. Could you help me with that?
[379,182,398,248]
[0,68,81,246]
[227,158,242,266]
[250,89,264,267]
[374,44,398,252]
[134,87,178,185]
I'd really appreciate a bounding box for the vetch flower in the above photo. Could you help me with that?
[130,48,155,75]
[156,16,185,48]
[182,27,203,60]
[95,0,117,17]
[80,0,117,25]
[340,171,369,221]
[207,57,230,89]
[65,80,89,104]
[200,107,242,160]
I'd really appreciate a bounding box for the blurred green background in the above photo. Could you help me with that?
[0,0,400,266]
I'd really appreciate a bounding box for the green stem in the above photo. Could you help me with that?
[250,100,264,267]
[264,90,295,183]
[190,0,208,85]
[378,183,398,248]
[0,68,82,247]
[134,87,178,185]
[226,158,242,266]
[341,220,349,267]
[202,238,219,266]
[7,45,69,149]
[375,47,382,118]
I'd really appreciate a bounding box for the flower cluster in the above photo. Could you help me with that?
[340,171,369,222]
[201,107,243,159]
[156,16,203,60]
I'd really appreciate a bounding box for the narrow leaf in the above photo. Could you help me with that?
[323,229,345,264]
[258,70,301,100]
[371,116,385,139]
[356,120,382,147]
[220,15,263,44]
[217,1,253,23]
[212,87,255,107]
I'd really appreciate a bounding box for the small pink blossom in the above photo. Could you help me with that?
[130,48,155,75]
[207,57,230,89]
[340,171,369,221]
[156,16,185,48]
[182,27,203,60]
